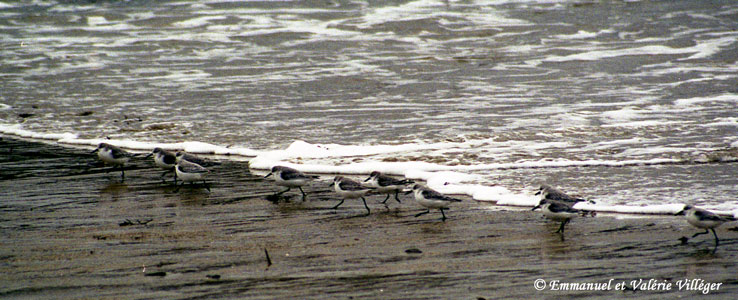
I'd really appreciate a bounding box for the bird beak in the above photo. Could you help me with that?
[404,190,412,195]
[675,210,685,216]
[90,148,99,154]
[534,190,541,196]
[264,172,273,178]
[364,176,371,182]
[531,205,541,211]
[144,152,153,158]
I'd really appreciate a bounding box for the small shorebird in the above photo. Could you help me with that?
[264,166,318,201]
[332,176,373,215]
[408,184,462,221]
[146,148,177,183]
[532,199,586,235]
[174,160,210,192]
[676,205,735,247]
[535,184,595,204]
[364,171,413,204]
[91,143,134,180]
[175,151,220,167]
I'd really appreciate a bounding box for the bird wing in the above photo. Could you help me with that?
[545,188,586,203]
[378,175,411,186]
[281,170,310,180]
[179,162,208,173]
[547,201,580,213]
[421,189,462,202]
[694,210,727,222]
[162,153,177,165]
[181,153,221,167]
[339,179,367,191]
[110,147,130,159]
[182,154,207,166]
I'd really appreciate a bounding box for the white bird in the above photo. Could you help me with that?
[91,143,134,180]
[332,176,373,215]
[532,199,586,234]
[174,160,210,192]
[409,184,462,221]
[364,171,413,204]
[676,205,735,247]
[146,148,177,183]
[264,166,318,201]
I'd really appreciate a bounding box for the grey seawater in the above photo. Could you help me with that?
[1,0,738,207]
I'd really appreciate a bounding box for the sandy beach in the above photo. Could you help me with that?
[1,137,736,299]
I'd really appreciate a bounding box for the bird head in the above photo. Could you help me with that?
[365,171,380,182]
[532,199,549,211]
[675,204,693,216]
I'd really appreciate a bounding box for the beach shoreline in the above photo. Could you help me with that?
[1,137,737,299]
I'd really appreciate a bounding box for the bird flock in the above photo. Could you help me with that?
[92,143,735,249]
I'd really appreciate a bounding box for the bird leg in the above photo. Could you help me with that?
[331,199,345,210]
[275,187,291,196]
[361,197,370,216]
[174,182,184,193]
[298,186,307,201]
[414,210,430,218]
[556,219,570,234]
[691,229,710,238]
[160,169,173,183]
[380,194,390,204]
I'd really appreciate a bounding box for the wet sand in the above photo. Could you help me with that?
[1,137,737,299]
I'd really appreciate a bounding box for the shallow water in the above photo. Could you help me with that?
[1,0,738,211]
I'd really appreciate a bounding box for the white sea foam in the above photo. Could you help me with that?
[683,35,737,60]
[701,117,738,127]
[0,124,78,141]
[673,93,738,107]
[573,203,685,215]
[552,30,611,40]
[172,16,227,28]
[544,34,737,63]
[599,107,644,123]
[544,45,694,62]
[86,16,109,26]
[0,123,260,156]
[358,0,528,29]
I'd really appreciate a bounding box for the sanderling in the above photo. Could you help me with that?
[535,184,595,204]
[264,166,318,201]
[408,184,462,221]
[174,160,210,192]
[175,151,220,167]
[146,148,177,183]
[91,143,134,180]
[332,176,373,215]
[676,205,735,247]
[532,199,588,234]
[364,171,413,204]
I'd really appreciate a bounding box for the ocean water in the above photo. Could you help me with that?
[2,0,738,215]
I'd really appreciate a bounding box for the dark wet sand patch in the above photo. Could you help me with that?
[1,137,737,299]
